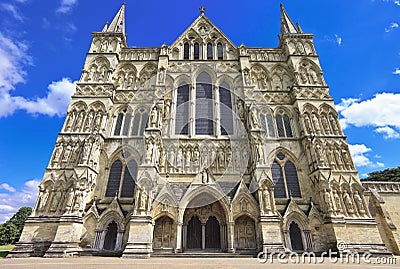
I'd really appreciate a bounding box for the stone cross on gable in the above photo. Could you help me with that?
[200,6,206,14]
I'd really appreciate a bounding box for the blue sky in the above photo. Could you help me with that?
[0,0,399,222]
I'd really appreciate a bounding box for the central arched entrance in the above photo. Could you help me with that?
[183,199,227,252]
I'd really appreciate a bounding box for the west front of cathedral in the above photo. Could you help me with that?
[10,4,400,258]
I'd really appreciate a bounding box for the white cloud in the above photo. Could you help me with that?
[335,34,342,46]
[0,183,16,193]
[0,3,24,22]
[385,22,399,32]
[0,32,76,118]
[0,179,40,223]
[375,126,400,139]
[392,68,400,75]
[348,144,384,168]
[337,93,400,139]
[324,34,343,46]
[56,0,78,14]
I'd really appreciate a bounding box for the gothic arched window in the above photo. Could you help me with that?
[122,112,132,136]
[105,160,123,197]
[275,109,293,138]
[175,83,189,135]
[131,108,149,136]
[217,43,223,60]
[207,43,213,59]
[219,83,233,135]
[105,159,138,198]
[194,43,200,60]
[184,43,190,60]
[196,72,213,135]
[271,153,301,198]
[114,113,124,136]
[260,110,276,137]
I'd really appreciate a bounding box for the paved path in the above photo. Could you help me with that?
[0,257,399,269]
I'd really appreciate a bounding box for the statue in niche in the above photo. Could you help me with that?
[158,68,165,83]
[353,192,366,214]
[311,113,321,134]
[52,142,63,165]
[90,137,101,166]
[309,68,319,84]
[50,188,62,212]
[238,101,245,123]
[150,106,159,128]
[176,148,183,172]
[62,144,72,163]
[139,190,147,210]
[87,66,96,81]
[65,113,75,131]
[65,187,75,212]
[342,149,353,170]
[296,42,305,54]
[146,142,154,164]
[315,143,325,166]
[218,148,225,168]
[329,114,340,135]
[334,149,344,170]
[333,190,342,213]
[243,69,251,86]
[80,141,92,164]
[263,187,271,213]
[201,169,209,184]
[74,112,85,131]
[72,189,84,213]
[36,186,49,212]
[69,142,80,164]
[256,143,265,165]
[99,66,107,82]
[324,189,334,212]
[168,150,175,173]
[163,99,171,120]
[250,108,260,129]
[320,115,331,135]
[84,112,94,131]
[127,73,135,88]
[326,148,336,169]
[185,149,191,169]
[117,73,125,89]
[193,147,200,168]
[303,114,313,134]
[93,112,102,131]
[342,190,354,214]
[299,67,308,84]
[159,149,166,172]
[240,199,248,212]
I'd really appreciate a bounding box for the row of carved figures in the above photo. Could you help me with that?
[302,111,341,136]
[304,139,354,171]
[147,142,250,174]
[323,188,367,218]
[64,109,107,133]
[51,137,102,169]
[35,184,89,216]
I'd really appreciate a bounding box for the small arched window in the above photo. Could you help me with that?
[271,153,301,198]
[219,83,233,135]
[105,159,138,198]
[207,43,213,59]
[275,109,293,138]
[131,108,149,136]
[175,83,189,135]
[259,110,276,137]
[114,113,124,136]
[217,43,223,60]
[194,43,200,60]
[122,112,132,136]
[184,43,190,59]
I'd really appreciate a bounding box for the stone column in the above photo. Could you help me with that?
[214,85,221,137]
[182,224,187,250]
[189,84,196,137]
[175,222,183,253]
[202,223,206,250]
[115,231,124,250]
[227,222,235,253]
[283,230,290,250]
[98,230,106,250]
[93,230,102,249]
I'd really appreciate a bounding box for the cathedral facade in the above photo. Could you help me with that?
[10,4,395,258]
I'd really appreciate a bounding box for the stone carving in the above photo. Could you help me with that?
[250,65,270,89]
[342,190,354,215]
[333,190,342,213]
[262,187,272,214]
[297,62,321,85]
[324,189,334,212]
[36,186,49,212]
[353,192,366,214]
[150,106,159,128]
[250,108,260,129]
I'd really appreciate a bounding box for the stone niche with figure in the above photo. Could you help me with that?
[10,3,393,259]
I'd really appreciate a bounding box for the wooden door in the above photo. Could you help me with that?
[205,216,221,249]
[187,215,202,249]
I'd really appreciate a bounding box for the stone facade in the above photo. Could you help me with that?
[9,3,394,258]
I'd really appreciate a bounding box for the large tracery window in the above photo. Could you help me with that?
[219,83,234,135]
[275,109,293,138]
[131,108,149,136]
[195,72,214,135]
[271,152,301,198]
[105,159,137,198]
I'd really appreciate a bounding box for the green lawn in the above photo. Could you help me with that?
[0,245,14,258]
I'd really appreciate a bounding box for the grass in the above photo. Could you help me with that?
[0,244,14,258]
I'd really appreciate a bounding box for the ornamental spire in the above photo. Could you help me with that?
[200,6,205,15]
[107,3,126,35]
[280,3,298,35]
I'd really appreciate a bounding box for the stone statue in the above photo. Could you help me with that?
[201,169,209,184]
[168,150,175,172]
[65,112,75,131]
[343,191,354,214]
[84,112,94,132]
[163,100,171,119]
[36,187,49,212]
[193,147,200,167]
[159,149,166,172]
[329,114,340,135]
[62,145,72,163]
[185,149,191,169]
[342,149,353,170]
[315,144,325,166]
[50,189,62,212]
[299,67,308,84]
[243,69,251,85]
[303,114,312,134]
[238,101,245,122]
[52,143,63,165]
[321,115,331,135]
[146,142,154,164]
[310,69,319,84]
[150,107,159,128]
[74,112,85,132]
[80,141,92,164]
[218,148,225,168]
[263,188,271,213]
[333,190,342,213]
[93,112,102,131]
[256,143,265,165]
[65,187,75,212]
[311,113,321,134]
[251,109,260,129]
[139,191,147,210]
[176,148,183,172]
[324,189,334,212]
[353,192,366,214]
[334,149,344,170]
